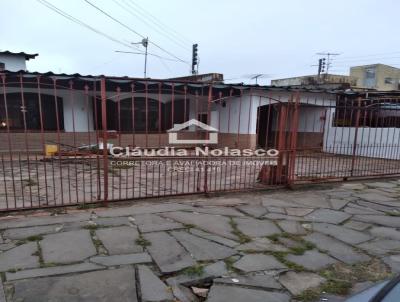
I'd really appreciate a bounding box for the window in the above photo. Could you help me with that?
[365,68,375,79]
[385,77,394,84]
[94,97,168,132]
[0,62,4,71]
[0,93,64,131]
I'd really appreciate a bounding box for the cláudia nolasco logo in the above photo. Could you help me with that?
[167,119,218,145]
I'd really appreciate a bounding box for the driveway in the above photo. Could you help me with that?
[0,179,399,301]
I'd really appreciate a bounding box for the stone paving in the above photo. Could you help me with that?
[0,179,399,301]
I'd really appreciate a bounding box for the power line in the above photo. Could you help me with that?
[112,0,191,51]
[115,50,186,62]
[82,0,190,65]
[125,0,192,45]
[36,0,141,52]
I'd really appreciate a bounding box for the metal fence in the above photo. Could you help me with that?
[0,72,399,211]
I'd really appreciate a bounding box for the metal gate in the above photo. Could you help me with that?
[0,72,399,211]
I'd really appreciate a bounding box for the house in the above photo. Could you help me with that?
[0,50,38,71]
[271,74,357,87]
[0,69,335,153]
[0,51,398,162]
[350,64,400,91]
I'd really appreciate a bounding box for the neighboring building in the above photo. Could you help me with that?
[0,51,38,71]
[169,73,224,83]
[350,64,400,91]
[271,74,357,87]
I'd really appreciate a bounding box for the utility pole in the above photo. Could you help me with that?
[316,52,340,74]
[192,44,198,75]
[132,37,149,78]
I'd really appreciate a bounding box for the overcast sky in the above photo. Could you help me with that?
[1,0,400,84]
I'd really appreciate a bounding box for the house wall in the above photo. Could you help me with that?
[212,91,334,149]
[350,64,400,91]
[323,108,400,159]
[0,55,27,71]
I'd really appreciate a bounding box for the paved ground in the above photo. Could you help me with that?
[1,154,399,210]
[0,179,399,301]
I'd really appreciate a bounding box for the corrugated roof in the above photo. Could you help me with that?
[0,51,38,60]
[0,69,375,95]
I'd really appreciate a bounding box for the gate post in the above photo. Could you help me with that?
[276,103,288,184]
[350,97,362,177]
[203,84,213,193]
[100,77,109,206]
[288,92,300,187]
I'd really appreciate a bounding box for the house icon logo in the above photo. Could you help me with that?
[168,119,218,144]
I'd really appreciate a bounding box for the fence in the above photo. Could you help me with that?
[0,72,399,211]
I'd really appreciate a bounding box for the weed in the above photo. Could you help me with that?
[385,211,400,217]
[135,236,151,248]
[183,264,204,277]
[229,219,251,244]
[83,224,98,230]
[321,278,352,296]
[224,256,240,273]
[266,233,280,243]
[295,288,320,302]
[271,251,305,272]
[183,223,196,229]
[27,235,43,242]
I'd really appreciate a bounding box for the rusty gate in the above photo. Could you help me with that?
[0,72,399,211]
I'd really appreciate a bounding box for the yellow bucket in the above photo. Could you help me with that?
[45,144,58,156]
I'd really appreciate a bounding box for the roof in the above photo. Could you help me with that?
[0,51,38,60]
[0,69,383,96]
[350,63,400,70]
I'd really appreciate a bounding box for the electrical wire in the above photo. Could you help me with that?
[82,0,190,65]
[112,0,191,51]
[126,0,192,45]
[36,0,141,52]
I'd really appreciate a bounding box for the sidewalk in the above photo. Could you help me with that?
[0,179,399,301]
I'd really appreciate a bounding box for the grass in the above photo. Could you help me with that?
[271,251,305,272]
[183,264,205,277]
[321,278,352,295]
[27,235,43,242]
[183,223,196,229]
[88,229,105,253]
[224,256,240,273]
[83,224,98,230]
[268,232,315,256]
[295,288,321,302]
[385,211,400,217]
[229,219,251,244]
[295,260,392,301]
[135,236,151,248]
[266,233,280,243]
[16,235,43,246]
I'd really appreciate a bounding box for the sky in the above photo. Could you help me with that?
[1,0,400,85]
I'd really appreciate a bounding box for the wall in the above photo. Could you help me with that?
[2,87,94,132]
[0,55,27,71]
[350,64,400,91]
[323,108,400,159]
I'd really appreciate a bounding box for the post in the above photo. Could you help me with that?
[144,37,148,78]
[287,93,300,187]
[100,77,109,205]
[350,97,361,177]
